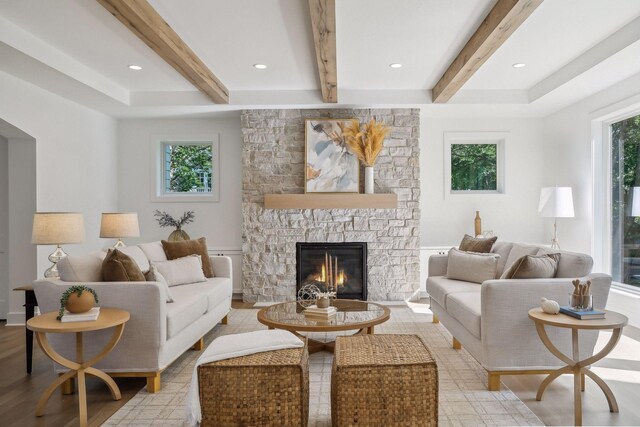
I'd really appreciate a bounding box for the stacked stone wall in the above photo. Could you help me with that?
[241,109,420,302]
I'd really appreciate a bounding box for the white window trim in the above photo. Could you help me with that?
[443,131,507,199]
[150,134,220,203]
[590,93,640,275]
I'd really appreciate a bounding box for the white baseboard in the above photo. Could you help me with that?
[6,311,25,326]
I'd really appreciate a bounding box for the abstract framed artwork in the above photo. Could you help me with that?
[304,118,359,193]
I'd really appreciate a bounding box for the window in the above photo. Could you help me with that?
[611,113,640,286]
[151,136,219,202]
[444,132,506,197]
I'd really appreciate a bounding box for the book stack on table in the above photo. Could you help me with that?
[304,305,337,321]
[61,307,100,323]
[559,306,605,320]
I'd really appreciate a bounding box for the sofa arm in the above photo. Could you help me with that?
[32,279,167,371]
[210,255,232,280]
[428,254,448,277]
[480,273,612,371]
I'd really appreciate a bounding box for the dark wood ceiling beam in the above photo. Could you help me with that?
[97,0,229,103]
[308,0,338,103]
[432,0,543,103]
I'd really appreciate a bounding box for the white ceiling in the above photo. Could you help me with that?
[0,0,639,118]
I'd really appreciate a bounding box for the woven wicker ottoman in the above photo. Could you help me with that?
[198,342,309,427]
[331,334,438,427]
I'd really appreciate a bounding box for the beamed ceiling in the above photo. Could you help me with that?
[1,0,640,118]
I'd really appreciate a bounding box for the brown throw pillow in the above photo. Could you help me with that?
[500,253,561,280]
[458,234,498,253]
[102,249,146,282]
[161,237,214,278]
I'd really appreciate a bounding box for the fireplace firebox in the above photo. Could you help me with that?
[296,242,367,300]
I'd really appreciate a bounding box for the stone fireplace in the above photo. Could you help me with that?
[241,108,420,302]
[296,242,367,300]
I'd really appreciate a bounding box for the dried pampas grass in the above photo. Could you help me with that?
[339,119,390,167]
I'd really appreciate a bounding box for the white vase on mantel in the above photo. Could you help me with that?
[364,166,374,194]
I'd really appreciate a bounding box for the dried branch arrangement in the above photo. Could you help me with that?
[339,119,390,167]
[153,210,195,229]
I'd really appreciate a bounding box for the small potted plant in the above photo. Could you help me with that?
[315,291,336,308]
[153,210,195,241]
[57,285,99,320]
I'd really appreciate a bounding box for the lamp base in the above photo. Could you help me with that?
[44,245,67,279]
[113,239,126,248]
[550,218,561,250]
[550,238,561,251]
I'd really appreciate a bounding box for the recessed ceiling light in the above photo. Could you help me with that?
[253,64,267,69]
[512,63,526,68]
[389,63,403,69]
[128,64,142,70]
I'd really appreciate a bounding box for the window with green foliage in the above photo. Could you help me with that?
[163,143,213,194]
[611,113,640,286]
[450,144,498,191]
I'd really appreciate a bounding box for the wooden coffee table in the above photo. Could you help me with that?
[27,307,130,427]
[257,299,390,354]
[528,307,628,426]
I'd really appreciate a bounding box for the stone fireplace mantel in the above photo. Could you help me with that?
[241,108,420,302]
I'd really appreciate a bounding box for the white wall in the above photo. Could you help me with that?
[0,70,118,324]
[0,135,7,318]
[420,113,547,247]
[117,117,242,249]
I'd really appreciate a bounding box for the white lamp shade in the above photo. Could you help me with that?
[100,213,140,238]
[32,212,85,244]
[631,187,640,217]
[538,187,575,218]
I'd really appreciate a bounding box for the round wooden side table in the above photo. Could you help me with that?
[528,307,628,426]
[27,307,130,427]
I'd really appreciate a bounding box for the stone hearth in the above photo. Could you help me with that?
[241,108,420,302]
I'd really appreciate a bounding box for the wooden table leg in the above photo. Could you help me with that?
[534,323,623,426]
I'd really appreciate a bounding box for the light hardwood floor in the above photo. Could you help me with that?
[3,300,640,426]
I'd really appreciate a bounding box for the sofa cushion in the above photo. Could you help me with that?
[426,276,480,310]
[503,244,540,273]
[162,237,214,278]
[446,248,500,284]
[501,253,561,279]
[538,248,593,278]
[459,234,497,253]
[138,241,168,262]
[58,252,105,282]
[491,242,513,278]
[102,249,146,282]
[165,285,209,339]
[446,292,482,339]
[118,245,150,273]
[151,255,207,287]
[172,277,232,313]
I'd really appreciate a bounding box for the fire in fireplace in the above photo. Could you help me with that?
[296,242,367,300]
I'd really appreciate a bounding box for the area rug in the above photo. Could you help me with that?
[104,306,543,426]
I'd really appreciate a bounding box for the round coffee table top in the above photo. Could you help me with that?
[257,300,390,333]
[528,307,628,330]
[27,307,130,333]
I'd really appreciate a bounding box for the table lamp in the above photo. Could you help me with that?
[100,212,140,248]
[538,187,574,250]
[32,212,85,278]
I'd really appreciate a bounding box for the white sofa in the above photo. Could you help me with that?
[33,241,232,393]
[427,241,612,390]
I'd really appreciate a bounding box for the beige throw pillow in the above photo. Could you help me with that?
[458,234,498,253]
[500,253,561,280]
[150,254,207,287]
[58,251,105,282]
[145,265,175,303]
[446,248,500,284]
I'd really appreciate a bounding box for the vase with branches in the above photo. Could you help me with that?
[153,210,195,241]
[339,119,390,193]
